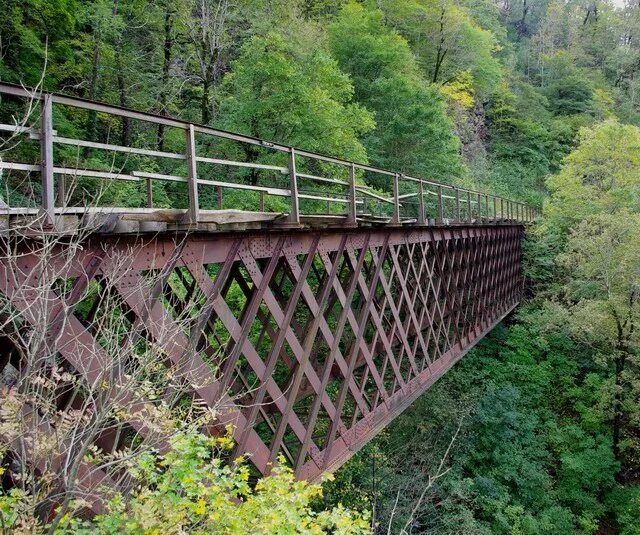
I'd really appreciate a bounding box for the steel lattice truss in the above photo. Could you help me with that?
[1,225,523,484]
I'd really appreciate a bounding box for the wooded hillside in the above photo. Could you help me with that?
[1,0,639,533]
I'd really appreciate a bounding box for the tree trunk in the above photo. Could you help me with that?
[612,352,625,465]
[432,9,447,84]
[86,38,101,143]
[111,0,130,147]
[116,55,131,147]
[157,8,174,150]
[517,0,529,36]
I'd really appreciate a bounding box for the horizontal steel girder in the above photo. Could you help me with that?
[0,224,523,486]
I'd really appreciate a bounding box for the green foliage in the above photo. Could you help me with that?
[545,76,594,116]
[484,79,573,203]
[0,0,78,86]
[608,485,640,535]
[218,30,374,162]
[328,2,464,184]
[546,120,640,231]
[0,430,369,534]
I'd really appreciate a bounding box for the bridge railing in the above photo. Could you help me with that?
[0,83,539,227]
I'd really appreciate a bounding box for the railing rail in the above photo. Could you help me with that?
[0,82,540,226]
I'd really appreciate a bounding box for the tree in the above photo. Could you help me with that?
[218,30,374,162]
[186,0,239,125]
[546,120,640,232]
[377,0,503,97]
[543,120,640,477]
[328,2,464,185]
[558,213,640,468]
[0,0,78,87]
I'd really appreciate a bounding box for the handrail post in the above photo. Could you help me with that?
[500,198,504,222]
[493,196,497,224]
[392,173,401,225]
[455,188,460,223]
[417,179,426,225]
[347,162,357,226]
[437,185,444,224]
[185,123,199,224]
[485,195,489,224]
[288,147,300,225]
[467,190,472,223]
[40,93,55,225]
[477,193,482,224]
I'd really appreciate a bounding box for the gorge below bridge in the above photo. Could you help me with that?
[0,84,537,504]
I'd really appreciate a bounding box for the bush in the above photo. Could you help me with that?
[0,429,369,534]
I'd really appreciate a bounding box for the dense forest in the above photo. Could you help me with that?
[1,0,639,533]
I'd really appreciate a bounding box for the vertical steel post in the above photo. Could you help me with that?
[467,190,472,223]
[437,185,444,224]
[185,123,199,224]
[455,188,461,222]
[347,163,357,225]
[500,198,504,222]
[217,186,223,209]
[417,179,426,225]
[288,147,300,225]
[493,197,497,224]
[392,173,401,224]
[477,193,482,223]
[40,93,55,225]
[485,195,489,223]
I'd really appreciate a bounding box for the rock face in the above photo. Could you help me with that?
[462,102,490,173]
[452,101,489,175]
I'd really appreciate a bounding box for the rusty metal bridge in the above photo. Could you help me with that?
[0,84,535,491]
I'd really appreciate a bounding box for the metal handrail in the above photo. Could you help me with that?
[0,82,540,226]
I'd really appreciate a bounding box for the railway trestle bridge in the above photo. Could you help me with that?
[0,84,536,506]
